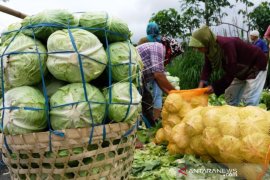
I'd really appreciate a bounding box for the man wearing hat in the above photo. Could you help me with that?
[250,30,269,57]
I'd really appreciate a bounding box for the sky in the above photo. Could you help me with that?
[0,0,179,43]
[0,0,265,43]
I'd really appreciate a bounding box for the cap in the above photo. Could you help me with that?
[250,30,259,37]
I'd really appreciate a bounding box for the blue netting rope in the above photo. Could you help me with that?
[0,12,139,154]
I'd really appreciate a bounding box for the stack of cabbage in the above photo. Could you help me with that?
[155,92,270,179]
[0,9,142,135]
[165,72,180,90]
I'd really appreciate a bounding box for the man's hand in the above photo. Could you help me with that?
[205,85,214,94]
[154,72,175,94]
[198,81,204,88]
[198,80,208,88]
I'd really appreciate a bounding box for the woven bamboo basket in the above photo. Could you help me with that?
[1,123,136,180]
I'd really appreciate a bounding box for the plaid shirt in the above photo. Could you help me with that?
[136,42,165,82]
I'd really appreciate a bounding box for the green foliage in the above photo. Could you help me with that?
[150,8,183,38]
[166,48,223,89]
[208,94,226,106]
[131,143,236,179]
[260,90,270,110]
[180,0,232,26]
[136,121,162,144]
[150,0,232,39]
[248,2,270,36]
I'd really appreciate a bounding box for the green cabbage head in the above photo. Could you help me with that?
[21,9,78,41]
[79,11,131,42]
[105,82,141,122]
[0,86,46,135]
[0,34,47,91]
[50,83,106,130]
[1,22,22,45]
[108,41,143,82]
[47,29,107,83]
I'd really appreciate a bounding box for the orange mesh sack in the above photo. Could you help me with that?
[157,88,209,145]
[169,88,209,107]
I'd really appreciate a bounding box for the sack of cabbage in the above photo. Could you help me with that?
[156,92,270,180]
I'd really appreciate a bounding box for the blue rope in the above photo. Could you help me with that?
[141,115,152,128]
[0,26,23,155]
[122,119,139,137]
[29,20,65,151]
[120,41,133,121]
[0,13,136,152]
[0,159,6,167]
[66,23,95,145]
[3,136,12,155]
[103,12,112,143]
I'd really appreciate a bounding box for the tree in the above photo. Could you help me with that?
[180,0,232,26]
[248,1,270,36]
[150,8,183,38]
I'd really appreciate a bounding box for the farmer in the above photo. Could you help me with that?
[189,25,267,106]
[136,42,175,126]
[138,22,162,45]
[249,30,269,57]
[137,22,163,122]
[138,22,183,66]
[137,22,183,122]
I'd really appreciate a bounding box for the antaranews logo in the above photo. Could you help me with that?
[177,164,238,177]
[178,165,188,176]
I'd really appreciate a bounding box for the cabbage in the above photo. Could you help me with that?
[36,73,67,97]
[0,86,46,135]
[21,9,78,41]
[165,114,181,127]
[155,128,166,144]
[202,127,221,156]
[167,143,184,155]
[217,135,242,163]
[47,29,107,83]
[108,41,142,82]
[79,11,131,42]
[171,123,190,149]
[1,22,22,45]
[163,93,184,113]
[0,34,47,91]
[105,82,141,122]
[190,135,207,155]
[50,83,106,130]
[241,133,270,163]
[166,75,180,89]
[185,114,204,137]
[218,113,240,137]
[178,101,192,118]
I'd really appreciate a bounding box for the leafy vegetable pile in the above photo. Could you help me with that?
[131,143,240,180]
[0,9,142,135]
[79,11,131,43]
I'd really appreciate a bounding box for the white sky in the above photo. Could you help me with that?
[0,0,264,43]
[0,0,179,43]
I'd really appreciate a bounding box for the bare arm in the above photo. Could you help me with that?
[154,72,175,94]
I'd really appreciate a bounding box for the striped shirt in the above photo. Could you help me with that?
[136,42,165,82]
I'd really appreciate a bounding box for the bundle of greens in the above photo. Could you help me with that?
[130,143,239,180]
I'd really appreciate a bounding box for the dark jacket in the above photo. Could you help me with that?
[201,36,267,96]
